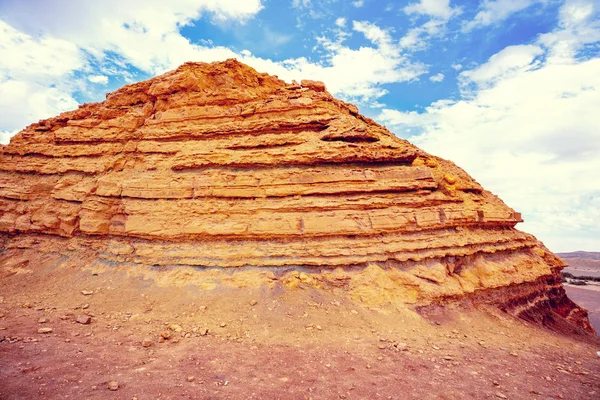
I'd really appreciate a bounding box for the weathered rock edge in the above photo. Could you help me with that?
[0,59,593,333]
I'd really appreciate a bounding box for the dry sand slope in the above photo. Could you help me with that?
[1,256,600,400]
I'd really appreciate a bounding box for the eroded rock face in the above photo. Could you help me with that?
[0,59,593,333]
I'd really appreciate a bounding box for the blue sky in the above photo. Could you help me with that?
[0,0,599,252]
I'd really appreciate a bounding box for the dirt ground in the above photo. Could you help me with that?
[1,257,600,399]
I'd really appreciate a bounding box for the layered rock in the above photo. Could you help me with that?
[0,59,593,333]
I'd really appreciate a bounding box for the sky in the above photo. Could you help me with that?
[0,0,599,252]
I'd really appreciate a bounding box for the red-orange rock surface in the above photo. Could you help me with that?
[0,59,593,333]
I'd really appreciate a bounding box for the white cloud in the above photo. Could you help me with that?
[429,72,445,82]
[463,0,548,31]
[335,17,346,28]
[404,0,460,20]
[0,0,264,75]
[451,63,463,70]
[0,20,83,133]
[378,1,600,252]
[87,75,109,84]
[459,44,544,87]
[353,0,365,7]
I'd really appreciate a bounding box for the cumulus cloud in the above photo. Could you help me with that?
[0,20,83,133]
[0,0,264,75]
[379,0,600,251]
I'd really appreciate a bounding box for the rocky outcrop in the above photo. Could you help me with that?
[0,59,593,333]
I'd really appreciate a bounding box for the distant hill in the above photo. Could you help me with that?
[558,251,600,278]
[557,251,600,260]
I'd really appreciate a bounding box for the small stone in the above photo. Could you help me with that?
[81,290,94,296]
[38,317,48,324]
[443,355,453,361]
[82,304,89,309]
[199,306,207,311]
[493,381,500,386]
[107,380,119,391]
[65,338,71,343]
[38,327,53,334]
[142,337,153,347]
[219,322,227,328]
[249,300,258,306]
[495,392,507,399]
[395,342,408,351]
[510,352,518,357]
[76,315,91,325]
[316,325,322,330]
[432,345,440,350]
[187,376,195,382]
[350,310,358,315]
[160,331,172,340]
[169,324,182,332]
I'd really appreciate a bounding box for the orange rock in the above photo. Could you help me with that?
[0,59,593,333]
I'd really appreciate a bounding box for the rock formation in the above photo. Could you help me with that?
[0,59,593,333]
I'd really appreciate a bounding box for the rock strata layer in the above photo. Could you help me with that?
[0,59,593,333]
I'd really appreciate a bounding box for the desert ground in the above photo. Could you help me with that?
[1,255,599,400]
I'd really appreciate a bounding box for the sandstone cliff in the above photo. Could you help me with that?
[0,59,593,333]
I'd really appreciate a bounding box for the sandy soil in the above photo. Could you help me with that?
[1,259,600,399]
